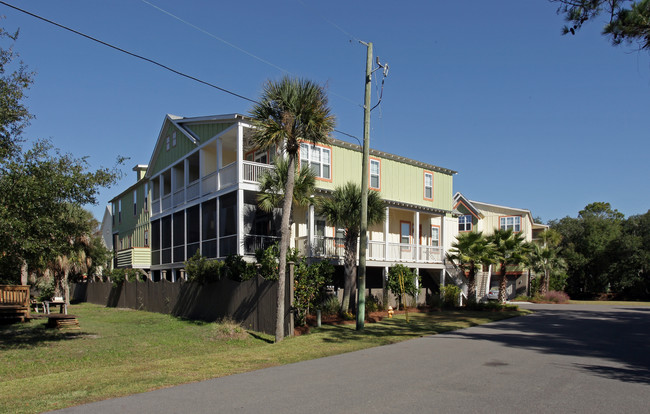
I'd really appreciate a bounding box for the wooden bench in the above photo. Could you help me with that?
[0,285,30,323]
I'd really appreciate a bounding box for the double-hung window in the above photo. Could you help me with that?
[133,190,137,216]
[424,172,433,200]
[458,215,472,232]
[431,225,440,247]
[500,216,521,232]
[370,158,380,190]
[300,143,331,180]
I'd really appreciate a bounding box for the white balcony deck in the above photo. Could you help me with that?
[150,161,274,215]
[295,236,444,265]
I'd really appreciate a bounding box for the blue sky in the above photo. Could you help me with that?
[3,0,649,223]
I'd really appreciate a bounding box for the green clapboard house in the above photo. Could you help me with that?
[109,113,462,300]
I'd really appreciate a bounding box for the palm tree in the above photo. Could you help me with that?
[489,229,530,303]
[446,231,493,303]
[315,182,385,313]
[249,77,335,342]
[529,243,566,296]
[257,157,316,216]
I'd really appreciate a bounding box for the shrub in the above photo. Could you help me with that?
[294,259,334,326]
[440,285,461,308]
[223,255,257,282]
[106,268,142,286]
[365,294,383,313]
[387,264,421,309]
[209,317,249,341]
[255,244,279,281]
[539,290,570,304]
[341,311,355,320]
[184,251,223,284]
[320,295,340,316]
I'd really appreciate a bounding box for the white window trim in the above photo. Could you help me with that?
[500,216,521,232]
[424,172,433,200]
[458,215,472,232]
[300,143,331,180]
[370,159,380,190]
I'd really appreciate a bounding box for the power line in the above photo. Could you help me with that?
[141,0,361,108]
[296,0,361,43]
[140,0,292,74]
[0,1,362,143]
[0,1,256,103]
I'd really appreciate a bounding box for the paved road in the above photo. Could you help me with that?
[52,304,650,414]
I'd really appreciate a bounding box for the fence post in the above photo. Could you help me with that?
[288,261,294,337]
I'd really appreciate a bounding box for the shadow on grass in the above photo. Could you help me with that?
[315,311,522,344]
[247,331,274,344]
[0,321,85,351]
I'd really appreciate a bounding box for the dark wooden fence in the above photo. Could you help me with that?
[71,275,293,336]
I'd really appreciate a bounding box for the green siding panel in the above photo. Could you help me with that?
[186,122,233,142]
[314,144,454,211]
[150,121,198,176]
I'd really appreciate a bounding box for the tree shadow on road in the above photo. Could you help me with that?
[441,306,650,385]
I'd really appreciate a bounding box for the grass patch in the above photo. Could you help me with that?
[0,303,526,414]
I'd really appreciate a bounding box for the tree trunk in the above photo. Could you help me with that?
[20,259,28,285]
[498,263,507,303]
[275,155,296,343]
[540,269,549,296]
[341,233,358,313]
[467,262,476,303]
[64,269,70,306]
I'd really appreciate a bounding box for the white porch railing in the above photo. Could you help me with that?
[386,242,417,262]
[186,180,200,200]
[219,162,237,189]
[297,236,443,264]
[161,194,172,211]
[243,161,274,183]
[368,240,385,260]
[419,245,443,263]
[173,188,184,206]
[201,170,218,195]
[152,199,160,214]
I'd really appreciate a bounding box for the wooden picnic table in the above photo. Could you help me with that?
[43,299,68,315]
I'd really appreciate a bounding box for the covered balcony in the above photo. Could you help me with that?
[150,123,274,216]
[294,204,449,267]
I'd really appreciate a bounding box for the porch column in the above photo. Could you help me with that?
[384,207,389,261]
[216,138,223,190]
[440,214,445,261]
[308,203,315,257]
[415,211,420,262]
[237,189,244,256]
[196,151,203,197]
[237,123,244,185]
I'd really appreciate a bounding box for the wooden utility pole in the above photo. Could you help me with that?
[357,41,372,330]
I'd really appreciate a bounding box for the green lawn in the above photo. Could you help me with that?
[0,303,527,414]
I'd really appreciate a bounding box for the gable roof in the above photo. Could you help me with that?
[453,192,483,220]
[145,114,247,179]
